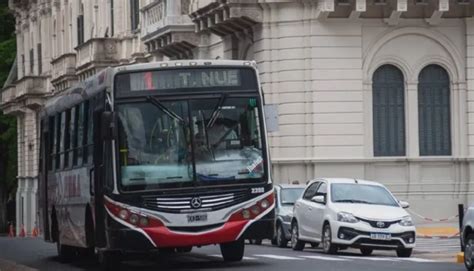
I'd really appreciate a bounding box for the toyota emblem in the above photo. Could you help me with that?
[190,197,202,209]
[376,221,385,228]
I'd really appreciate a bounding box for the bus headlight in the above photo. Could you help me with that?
[242,209,251,219]
[251,205,261,215]
[139,217,149,227]
[260,199,270,209]
[119,209,129,220]
[230,192,275,222]
[129,214,139,225]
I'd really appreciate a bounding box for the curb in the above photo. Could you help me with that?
[457,252,464,264]
[0,259,38,271]
[416,227,459,238]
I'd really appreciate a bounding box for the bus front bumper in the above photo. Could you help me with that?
[106,210,274,250]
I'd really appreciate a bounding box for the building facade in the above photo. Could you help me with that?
[3,0,474,233]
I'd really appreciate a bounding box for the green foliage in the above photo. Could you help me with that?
[0,4,15,42]
[0,112,17,195]
[0,0,17,199]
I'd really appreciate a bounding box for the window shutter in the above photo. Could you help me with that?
[373,65,406,156]
[418,65,451,156]
[37,43,42,75]
[77,15,84,46]
[29,48,34,75]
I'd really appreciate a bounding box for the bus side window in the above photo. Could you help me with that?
[69,107,76,167]
[59,112,66,169]
[39,120,44,174]
[48,116,55,171]
[83,101,90,164]
[74,103,84,166]
[64,109,71,168]
[55,113,61,170]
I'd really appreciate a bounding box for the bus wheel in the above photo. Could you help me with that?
[220,239,244,262]
[98,250,121,271]
[57,238,75,263]
[177,246,192,253]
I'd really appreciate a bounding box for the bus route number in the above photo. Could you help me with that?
[251,187,264,194]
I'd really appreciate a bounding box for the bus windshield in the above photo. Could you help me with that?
[117,97,265,191]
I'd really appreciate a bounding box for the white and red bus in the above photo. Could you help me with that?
[38,60,274,269]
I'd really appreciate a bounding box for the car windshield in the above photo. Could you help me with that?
[117,97,265,191]
[280,188,304,205]
[331,183,398,207]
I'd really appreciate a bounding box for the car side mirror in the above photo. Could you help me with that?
[311,195,325,204]
[399,201,410,209]
[101,111,117,141]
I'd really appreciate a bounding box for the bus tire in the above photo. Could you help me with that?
[98,251,121,271]
[220,239,244,262]
[57,237,75,263]
[177,246,192,253]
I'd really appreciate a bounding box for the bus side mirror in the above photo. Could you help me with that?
[101,111,117,141]
[264,104,279,133]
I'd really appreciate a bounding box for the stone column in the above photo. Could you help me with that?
[465,18,474,204]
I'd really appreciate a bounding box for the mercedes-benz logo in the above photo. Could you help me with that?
[376,221,385,228]
[190,197,202,209]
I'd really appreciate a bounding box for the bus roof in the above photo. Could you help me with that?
[40,60,258,118]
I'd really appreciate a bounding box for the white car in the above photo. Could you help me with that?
[291,178,416,257]
[461,204,474,271]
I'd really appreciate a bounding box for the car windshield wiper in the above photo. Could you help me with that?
[334,199,374,204]
[207,94,227,128]
[147,96,184,123]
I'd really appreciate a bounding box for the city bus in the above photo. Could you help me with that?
[38,60,275,269]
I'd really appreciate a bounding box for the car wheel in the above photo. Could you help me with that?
[322,224,338,254]
[276,224,288,248]
[311,242,319,248]
[291,222,305,251]
[220,239,245,262]
[360,247,373,256]
[396,248,413,258]
[465,234,474,271]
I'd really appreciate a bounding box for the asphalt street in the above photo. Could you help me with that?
[0,237,465,271]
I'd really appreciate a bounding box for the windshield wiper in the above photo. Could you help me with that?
[334,199,374,204]
[147,96,184,123]
[207,94,227,128]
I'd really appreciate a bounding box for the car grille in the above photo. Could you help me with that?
[142,188,252,213]
[354,238,403,248]
[356,217,401,229]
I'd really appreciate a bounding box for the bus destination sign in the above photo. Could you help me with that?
[127,69,242,91]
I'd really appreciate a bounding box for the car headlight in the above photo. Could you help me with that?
[337,212,359,223]
[399,216,414,227]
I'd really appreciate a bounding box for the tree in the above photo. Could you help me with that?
[0,1,17,233]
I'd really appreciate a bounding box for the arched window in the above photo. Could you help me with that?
[373,65,406,156]
[418,65,451,156]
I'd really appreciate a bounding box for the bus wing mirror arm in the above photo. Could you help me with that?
[101,111,117,141]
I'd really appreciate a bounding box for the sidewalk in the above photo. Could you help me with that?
[415,222,460,238]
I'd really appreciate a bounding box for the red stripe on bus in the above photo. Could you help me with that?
[142,220,249,248]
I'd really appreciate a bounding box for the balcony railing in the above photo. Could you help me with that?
[141,0,198,58]
[75,38,120,75]
[189,0,262,36]
[51,53,76,82]
[1,76,49,112]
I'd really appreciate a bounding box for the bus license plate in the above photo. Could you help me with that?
[370,233,391,240]
[187,213,208,223]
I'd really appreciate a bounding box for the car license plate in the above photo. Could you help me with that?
[187,213,208,223]
[370,233,392,240]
